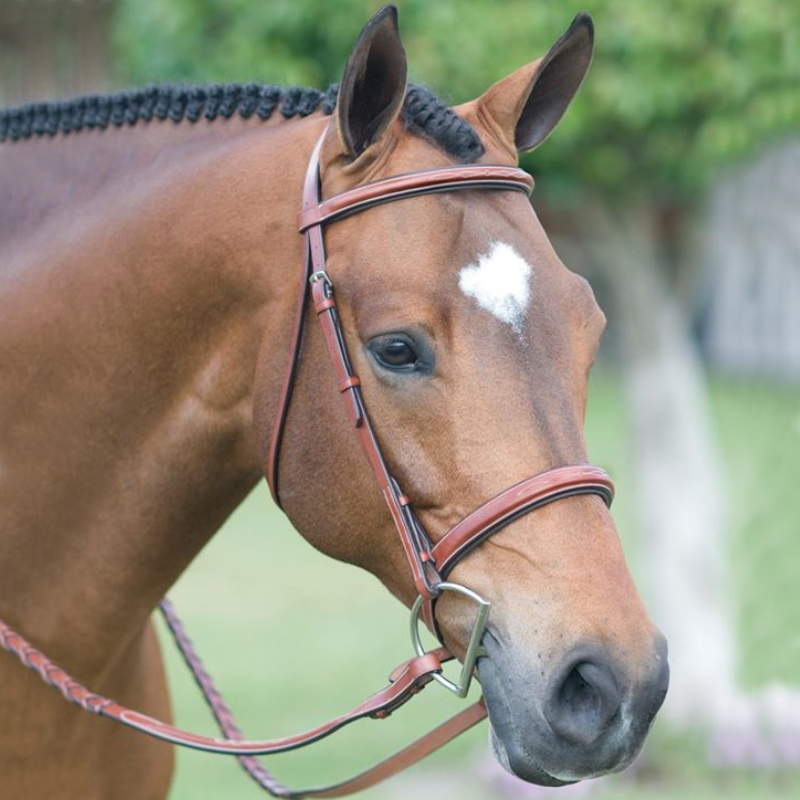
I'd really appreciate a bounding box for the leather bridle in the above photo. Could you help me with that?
[0,129,614,798]
[269,132,614,663]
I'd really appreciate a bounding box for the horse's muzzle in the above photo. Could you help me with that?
[479,630,669,784]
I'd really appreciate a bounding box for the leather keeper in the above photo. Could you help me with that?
[338,376,361,392]
[314,297,336,314]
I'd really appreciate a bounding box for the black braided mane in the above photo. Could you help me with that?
[0,82,485,162]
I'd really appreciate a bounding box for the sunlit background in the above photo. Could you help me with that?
[2,0,798,798]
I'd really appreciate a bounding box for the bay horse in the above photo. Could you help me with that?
[0,6,668,799]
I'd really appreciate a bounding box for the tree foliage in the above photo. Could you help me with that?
[113,0,800,200]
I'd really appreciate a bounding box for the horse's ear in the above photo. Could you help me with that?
[335,4,408,159]
[478,13,594,154]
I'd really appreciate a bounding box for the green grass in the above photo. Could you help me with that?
[161,371,800,799]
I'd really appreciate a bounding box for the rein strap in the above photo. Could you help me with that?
[0,604,482,799]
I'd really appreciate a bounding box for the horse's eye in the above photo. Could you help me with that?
[370,336,420,371]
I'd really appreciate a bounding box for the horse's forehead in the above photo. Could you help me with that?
[342,196,566,332]
[332,132,572,333]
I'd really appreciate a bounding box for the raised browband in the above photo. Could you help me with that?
[297,164,533,232]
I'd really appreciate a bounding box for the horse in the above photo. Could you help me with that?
[0,6,668,798]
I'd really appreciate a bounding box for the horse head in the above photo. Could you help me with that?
[255,5,668,787]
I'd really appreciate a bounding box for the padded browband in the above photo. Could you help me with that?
[298,165,534,231]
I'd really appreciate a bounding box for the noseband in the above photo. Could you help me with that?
[269,132,614,692]
[0,129,614,798]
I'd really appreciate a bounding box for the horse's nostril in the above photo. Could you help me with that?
[562,663,605,719]
[545,658,621,747]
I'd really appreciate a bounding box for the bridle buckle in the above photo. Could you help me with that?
[309,269,331,286]
[410,582,490,698]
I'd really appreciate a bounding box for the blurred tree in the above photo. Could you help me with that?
[113,0,800,195]
[113,0,800,746]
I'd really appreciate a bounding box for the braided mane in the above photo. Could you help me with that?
[0,82,485,163]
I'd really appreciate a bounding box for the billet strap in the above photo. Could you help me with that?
[0,608,484,799]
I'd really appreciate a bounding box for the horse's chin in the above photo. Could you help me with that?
[489,724,576,787]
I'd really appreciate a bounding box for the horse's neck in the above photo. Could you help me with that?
[0,117,287,243]
[0,116,322,673]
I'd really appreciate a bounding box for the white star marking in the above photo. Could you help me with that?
[458,241,532,334]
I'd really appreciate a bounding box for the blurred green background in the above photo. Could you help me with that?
[1,0,798,798]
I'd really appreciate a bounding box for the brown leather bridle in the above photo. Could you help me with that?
[0,131,614,798]
[269,133,614,651]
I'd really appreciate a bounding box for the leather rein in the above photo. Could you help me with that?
[0,131,614,799]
